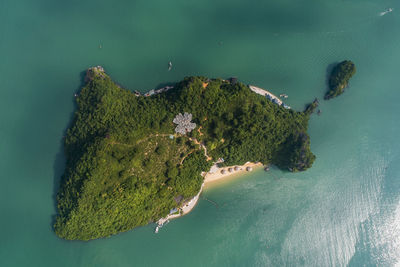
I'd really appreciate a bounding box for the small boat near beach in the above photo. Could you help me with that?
[168,61,172,71]
[380,8,393,16]
[154,219,169,233]
[279,93,288,98]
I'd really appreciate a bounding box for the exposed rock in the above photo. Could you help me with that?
[85,66,106,82]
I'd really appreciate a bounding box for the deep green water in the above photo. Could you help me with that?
[1,0,400,266]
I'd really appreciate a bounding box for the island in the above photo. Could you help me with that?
[54,66,316,240]
[304,98,319,115]
[325,60,356,100]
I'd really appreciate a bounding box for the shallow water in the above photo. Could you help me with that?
[1,0,400,266]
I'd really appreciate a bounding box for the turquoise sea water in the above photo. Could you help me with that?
[1,0,399,266]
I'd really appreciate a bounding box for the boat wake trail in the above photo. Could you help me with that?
[379,8,393,17]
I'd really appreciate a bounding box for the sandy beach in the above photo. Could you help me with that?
[204,162,263,184]
[156,162,263,228]
[248,85,283,105]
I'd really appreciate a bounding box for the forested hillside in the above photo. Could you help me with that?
[54,67,315,240]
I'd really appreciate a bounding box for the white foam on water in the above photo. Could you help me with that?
[378,200,400,266]
[354,166,400,265]
[275,136,388,266]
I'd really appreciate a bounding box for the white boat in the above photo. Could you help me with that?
[279,93,288,98]
[154,219,169,233]
[380,8,393,16]
[168,61,172,71]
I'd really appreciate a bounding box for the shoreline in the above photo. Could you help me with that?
[154,81,272,231]
[155,162,263,230]
[204,162,263,185]
[248,85,283,105]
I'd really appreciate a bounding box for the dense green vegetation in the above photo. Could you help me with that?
[304,98,319,115]
[55,67,316,240]
[325,60,356,100]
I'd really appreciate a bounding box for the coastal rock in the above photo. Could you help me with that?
[85,66,106,82]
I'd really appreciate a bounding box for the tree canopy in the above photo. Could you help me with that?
[325,60,356,100]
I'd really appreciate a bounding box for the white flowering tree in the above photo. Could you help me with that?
[173,112,196,134]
